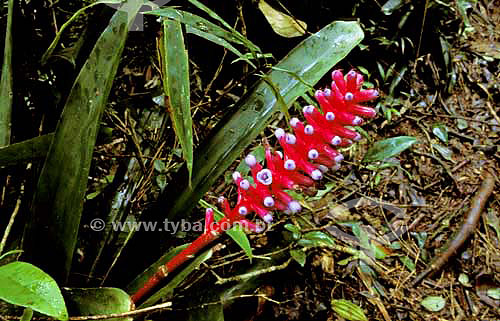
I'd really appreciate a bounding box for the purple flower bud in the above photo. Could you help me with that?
[263,196,275,207]
[352,116,363,125]
[263,213,273,223]
[288,201,301,213]
[245,154,257,167]
[239,179,250,190]
[345,92,354,101]
[331,136,341,145]
[286,134,296,144]
[284,159,296,170]
[303,105,314,114]
[308,149,319,159]
[311,170,322,180]
[238,206,248,215]
[304,125,314,135]
[232,171,241,181]
[275,128,285,139]
[256,169,273,185]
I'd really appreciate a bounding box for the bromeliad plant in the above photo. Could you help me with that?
[131,69,378,303]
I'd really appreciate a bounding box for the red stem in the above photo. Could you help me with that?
[131,217,233,303]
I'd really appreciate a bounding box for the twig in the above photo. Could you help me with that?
[0,163,28,255]
[214,258,292,285]
[486,101,500,126]
[0,302,172,321]
[412,170,496,286]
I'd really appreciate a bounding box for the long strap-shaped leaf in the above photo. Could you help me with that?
[24,2,143,282]
[0,0,14,146]
[0,133,53,167]
[162,19,193,184]
[163,21,364,221]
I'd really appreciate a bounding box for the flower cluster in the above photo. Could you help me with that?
[207,69,378,230]
[131,69,378,303]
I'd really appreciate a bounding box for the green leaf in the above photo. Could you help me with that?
[487,287,500,300]
[0,0,14,146]
[290,249,306,267]
[352,224,370,250]
[381,0,404,15]
[432,123,448,144]
[162,19,193,184]
[363,136,418,162]
[0,262,68,320]
[0,133,53,167]
[456,0,476,29]
[370,243,388,260]
[301,231,335,247]
[420,296,446,312]
[457,118,468,130]
[62,287,132,321]
[198,200,253,260]
[24,2,143,282]
[284,224,301,240]
[186,0,259,52]
[399,256,416,271]
[284,224,300,234]
[486,209,500,242]
[232,52,274,64]
[156,174,167,191]
[310,182,336,201]
[154,159,166,172]
[146,8,260,53]
[40,0,125,65]
[433,143,453,161]
[458,273,471,286]
[331,299,368,321]
[185,25,256,68]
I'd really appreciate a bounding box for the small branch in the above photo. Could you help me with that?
[412,170,496,286]
[0,302,172,321]
[0,170,27,255]
[215,258,292,285]
[69,301,172,320]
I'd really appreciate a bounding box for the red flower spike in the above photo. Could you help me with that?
[331,69,347,93]
[131,69,379,304]
[204,208,214,233]
[239,219,265,233]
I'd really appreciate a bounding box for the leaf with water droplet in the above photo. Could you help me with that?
[0,262,68,320]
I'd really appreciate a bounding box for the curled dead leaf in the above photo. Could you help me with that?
[258,0,307,38]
